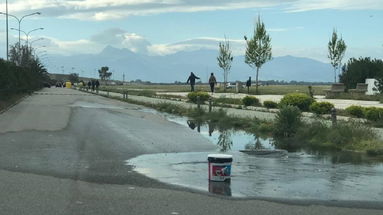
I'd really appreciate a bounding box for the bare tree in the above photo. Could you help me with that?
[217,37,233,92]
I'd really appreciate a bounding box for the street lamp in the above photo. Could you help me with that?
[0,11,41,60]
[10,27,44,46]
[30,37,45,48]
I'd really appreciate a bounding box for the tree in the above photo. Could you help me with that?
[328,29,347,83]
[244,16,272,94]
[98,66,112,84]
[68,73,79,84]
[339,57,383,90]
[217,37,233,92]
[9,43,35,67]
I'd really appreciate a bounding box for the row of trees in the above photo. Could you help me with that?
[339,57,383,90]
[217,16,348,94]
[0,43,49,97]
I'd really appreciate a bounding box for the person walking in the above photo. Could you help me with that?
[91,80,95,92]
[87,81,91,91]
[95,80,100,93]
[186,72,200,92]
[246,77,251,94]
[208,73,217,93]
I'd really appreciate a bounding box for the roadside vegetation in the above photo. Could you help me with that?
[0,44,49,112]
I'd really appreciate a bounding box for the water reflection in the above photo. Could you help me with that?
[208,181,232,196]
[217,130,233,152]
[159,111,383,165]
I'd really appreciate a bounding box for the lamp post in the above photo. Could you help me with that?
[10,27,44,46]
[0,11,41,61]
[29,37,45,48]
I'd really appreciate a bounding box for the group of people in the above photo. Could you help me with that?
[186,72,252,93]
[87,80,100,92]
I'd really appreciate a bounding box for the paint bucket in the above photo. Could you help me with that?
[207,154,233,182]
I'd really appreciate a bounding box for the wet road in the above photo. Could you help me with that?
[0,88,382,215]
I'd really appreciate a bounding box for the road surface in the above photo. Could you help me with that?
[0,88,381,215]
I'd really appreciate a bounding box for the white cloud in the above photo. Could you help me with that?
[5,0,382,21]
[148,37,246,56]
[15,29,382,63]
[287,0,383,12]
[90,28,151,54]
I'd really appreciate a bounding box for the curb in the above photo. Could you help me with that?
[0,93,30,115]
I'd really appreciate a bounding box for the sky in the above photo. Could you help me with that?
[0,0,382,64]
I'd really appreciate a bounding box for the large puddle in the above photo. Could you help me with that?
[127,109,383,201]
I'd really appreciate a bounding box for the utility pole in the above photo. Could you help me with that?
[123,73,125,83]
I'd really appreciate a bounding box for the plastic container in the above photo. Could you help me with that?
[207,154,233,182]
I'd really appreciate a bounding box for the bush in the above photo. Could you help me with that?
[273,105,302,138]
[187,91,210,103]
[364,107,383,121]
[279,93,314,111]
[263,100,278,109]
[310,102,334,115]
[345,105,365,118]
[242,96,259,106]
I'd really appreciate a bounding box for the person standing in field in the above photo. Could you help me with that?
[208,73,217,93]
[186,72,200,92]
[246,77,251,94]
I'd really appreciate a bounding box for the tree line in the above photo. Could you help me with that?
[216,15,381,94]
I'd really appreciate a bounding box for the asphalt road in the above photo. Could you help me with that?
[0,88,382,215]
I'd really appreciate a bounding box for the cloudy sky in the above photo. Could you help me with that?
[0,0,382,62]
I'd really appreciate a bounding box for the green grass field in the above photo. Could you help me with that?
[103,84,330,95]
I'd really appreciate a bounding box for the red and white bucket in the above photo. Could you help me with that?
[208,154,233,182]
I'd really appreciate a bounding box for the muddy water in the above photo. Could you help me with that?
[127,109,383,201]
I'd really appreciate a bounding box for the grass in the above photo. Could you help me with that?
[103,84,330,95]
[325,92,382,101]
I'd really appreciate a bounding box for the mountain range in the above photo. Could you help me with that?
[47,45,333,83]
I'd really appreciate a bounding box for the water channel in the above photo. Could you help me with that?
[127,109,383,201]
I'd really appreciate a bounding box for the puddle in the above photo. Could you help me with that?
[163,113,274,152]
[127,151,383,201]
[70,101,125,110]
[127,108,383,201]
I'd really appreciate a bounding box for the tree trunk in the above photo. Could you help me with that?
[255,67,259,95]
[334,67,337,83]
[223,69,227,92]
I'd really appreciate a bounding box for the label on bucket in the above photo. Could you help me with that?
[209,162,231,181]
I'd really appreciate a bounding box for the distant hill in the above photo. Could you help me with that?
[47,46,333,83]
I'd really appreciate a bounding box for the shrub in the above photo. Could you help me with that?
[310,102,334,115]
[364,107,383,121]
[263,100,278,109]
[279,93,314,111]
[242,96,259,106]
[345,105,365,118]
[273,105,302,138]
[187,91,210,103]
